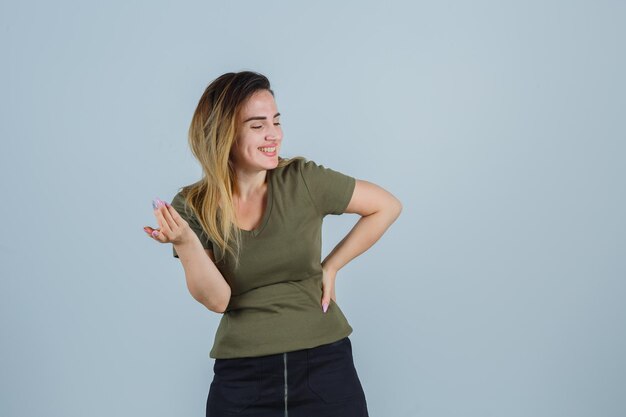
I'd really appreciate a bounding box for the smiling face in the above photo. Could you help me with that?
[230,89,283,174]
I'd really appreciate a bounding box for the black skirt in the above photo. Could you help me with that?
[207,336,369,416]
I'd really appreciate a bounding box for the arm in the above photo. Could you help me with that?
[153,202,231,313]
[321,179,402,274]
[173,234,232,314]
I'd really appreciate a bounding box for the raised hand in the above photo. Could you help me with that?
[144,197,191,245]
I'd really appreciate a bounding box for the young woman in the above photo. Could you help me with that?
[144,71,402,416]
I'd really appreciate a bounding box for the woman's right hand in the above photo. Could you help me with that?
[144,197,192,245]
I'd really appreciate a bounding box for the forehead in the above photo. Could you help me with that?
[238,90,277,119]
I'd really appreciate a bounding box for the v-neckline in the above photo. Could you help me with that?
[238,169,273,237]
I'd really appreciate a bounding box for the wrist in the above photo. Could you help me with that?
[174,227,197,247]
[321,261,339,274]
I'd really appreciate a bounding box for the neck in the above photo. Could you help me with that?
[233,168,268,200]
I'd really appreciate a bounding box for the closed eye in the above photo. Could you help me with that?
[252,122,280,129]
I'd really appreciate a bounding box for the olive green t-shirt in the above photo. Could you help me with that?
[171,158,357,359]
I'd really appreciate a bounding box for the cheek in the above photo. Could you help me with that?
[231,141,249,160]
[243,140,261,156]
[236,135,256,151]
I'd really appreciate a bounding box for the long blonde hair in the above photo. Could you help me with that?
[177,71,303,266]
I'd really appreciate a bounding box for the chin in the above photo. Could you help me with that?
[266,158,280,169]
[260,154,279,165]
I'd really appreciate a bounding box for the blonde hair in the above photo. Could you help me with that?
[177,71,303,266]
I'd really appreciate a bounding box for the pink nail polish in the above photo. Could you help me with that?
[152,230,159,237]
[323,302,329,313]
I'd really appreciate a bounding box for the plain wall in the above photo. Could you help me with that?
[1,1,624,416]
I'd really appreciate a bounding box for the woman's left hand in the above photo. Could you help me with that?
[321,266,337,313]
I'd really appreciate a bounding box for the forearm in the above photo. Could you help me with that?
[322,204,402,273]
[174,237,231,313]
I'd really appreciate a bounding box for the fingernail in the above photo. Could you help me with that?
[156,198,166,208]
[323,302,329,313]
[151,230,159,237]
[152,200,158,210]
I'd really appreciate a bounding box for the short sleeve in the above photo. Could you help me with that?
[299,159,356,216]
[170,192,213,258]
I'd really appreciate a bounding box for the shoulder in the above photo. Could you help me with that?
[271,156,335,178]
[170,190,188,211]
[285,157,355,216]
[274,155,308,170]
[273,156,354,187]
[171,190,185,205]
[170,189,200,224]
[271,156,308,182]
[272,156,343,188]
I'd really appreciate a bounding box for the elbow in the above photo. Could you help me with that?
[195,292,230,314]
[208,303,227,314]
[395,198,403,214]
[212,292,232,313]
[201,298,229,314]
[212,297,230,314]
[389,196,403,219]
[368,197,402,220]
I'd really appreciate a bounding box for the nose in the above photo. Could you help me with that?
[267,126,281,141]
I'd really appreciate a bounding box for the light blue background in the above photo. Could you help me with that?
[2,1,624,416]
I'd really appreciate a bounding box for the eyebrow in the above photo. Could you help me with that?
[243,112,281,123]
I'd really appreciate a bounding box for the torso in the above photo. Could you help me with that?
[233,183,268,232]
